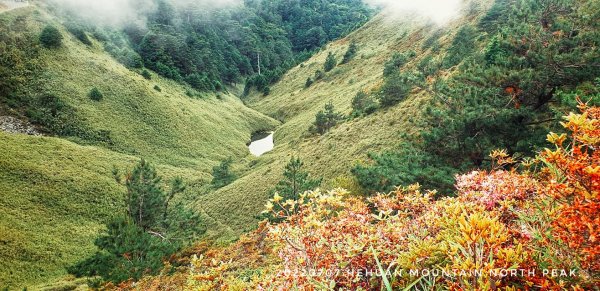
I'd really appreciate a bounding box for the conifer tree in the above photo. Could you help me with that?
[211,158,235,188]
[341,41,358,64]
[310,102,344,134]
[274,157,322,202]
[69,159,201,284]
[324,52,336,72]
[261,157,322,222]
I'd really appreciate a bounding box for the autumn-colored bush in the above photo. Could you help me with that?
[123,104,598,290]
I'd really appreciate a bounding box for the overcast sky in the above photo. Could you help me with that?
[49,0,463,27]
[364,0,464,23]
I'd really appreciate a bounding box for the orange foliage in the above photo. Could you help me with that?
[121,104,599,290]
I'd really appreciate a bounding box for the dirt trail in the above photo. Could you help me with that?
[0,0,29,13]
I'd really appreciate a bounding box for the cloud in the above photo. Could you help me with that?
[48,0,155,27]
[363,0,464,24]
[48,0,241,27]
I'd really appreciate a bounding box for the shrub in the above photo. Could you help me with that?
[141,69,152,80]
[341,41,358,64]
[154,85,161,92]
[377,72,413,107]
[323,52,336,72]
[305,77,314,88]
[262,86,271,96]
[383,51,415,77]
[416,55,439,77]
[352,144,456,194]
[350,90,377,116]
[314,70,324,81]
[67,25,92,46]
[212,158,235,188]
[40,25,63,48]
[88,87,103,101]
[309,101,344,135]
[442,25,478,69]
[185,73,214,91]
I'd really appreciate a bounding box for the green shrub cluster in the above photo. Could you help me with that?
[211,158,236,188]
[324,52,337,72]
[40,25,62,48]
[67,24,92,46]
[340,41,358,64]
[309,102,344,135]
[88,87,103,101]
[350,90,377,117]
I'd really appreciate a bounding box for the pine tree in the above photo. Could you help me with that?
[261,157,322,222]
[69,159,200,284]
[421,0,600,186]
[324,52,336,72]
[341,42,358,64]
[275,157,322,202]
[211,158,235,188]
[310,102,344,134]
[377,72,413,107]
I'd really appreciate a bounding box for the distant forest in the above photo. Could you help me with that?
[64,0,373,94]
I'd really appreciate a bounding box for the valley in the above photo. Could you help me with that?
[0,0,598,289]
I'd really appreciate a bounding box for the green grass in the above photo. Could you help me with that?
[205,2,495,236]
[0,1,495,288]
[0,132,131,288]
[0,5,278,289]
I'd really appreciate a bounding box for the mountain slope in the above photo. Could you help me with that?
[0,5,278,289]
[197,4,495,236]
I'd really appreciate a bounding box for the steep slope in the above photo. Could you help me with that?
[0,5,278,289]
[198,2,497,236]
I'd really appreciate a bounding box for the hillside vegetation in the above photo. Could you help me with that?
[138,102,600,290]
[0,0,598,288]
[201,7,486,234]
[0,5,277,288]
[207,0,599,237]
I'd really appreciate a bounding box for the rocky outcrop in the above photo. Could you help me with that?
[0,116,41,135]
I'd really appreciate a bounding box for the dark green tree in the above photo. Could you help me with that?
[89,87,103,101]
[305,77,314,88]
[441,25,477,69]
[310,101,344,135]
[341,41,358,64]
[211,158,235,188]
[420,0,600,189]
[69,159,201,284]
[141,69,152,80]
[377,72,413,107]
[261,157,322,222]
[67,24,92,46]
[352,144,456,195]
[40,25,63,48]
[324,52,336,72]
[351,90,377,117]
[274,157,322,202]
[383,51,415,77]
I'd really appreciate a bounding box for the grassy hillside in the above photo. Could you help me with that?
[0,5,279,289]
[198,3,494,236]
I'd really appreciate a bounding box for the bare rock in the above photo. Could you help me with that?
[0,116,41,136]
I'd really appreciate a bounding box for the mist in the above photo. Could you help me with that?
[48,0,241,27]
[363,0,464,24]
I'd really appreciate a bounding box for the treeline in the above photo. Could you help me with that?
[92,0,372,93]
[351,0,600,193]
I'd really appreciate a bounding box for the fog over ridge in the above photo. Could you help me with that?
[363,0,464,23]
